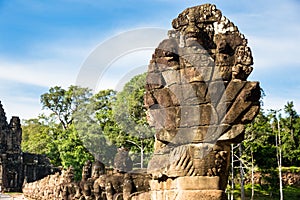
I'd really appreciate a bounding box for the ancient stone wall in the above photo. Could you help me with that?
[23,160,151,200]
[0,101,54,192]
[244,171,300,187]
[144,3,260,200]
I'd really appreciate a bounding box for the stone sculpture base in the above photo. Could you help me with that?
[149,176,226,200]
[131,176,227,200]
[150,190,226,200]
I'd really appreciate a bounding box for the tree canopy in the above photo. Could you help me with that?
[22,74,155,176]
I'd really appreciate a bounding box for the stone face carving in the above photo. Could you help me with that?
[114,147,133,173]
[145,3,260,200]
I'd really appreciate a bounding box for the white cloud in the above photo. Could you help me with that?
[76,28,167,90]
[1,95,42,121]
[263,94,300,114]
[222,1,300,71]
[95,50,153,92]
[0,29,154,119]
[0,58,78,88]
[0,55,81,119]
[250,35,300,69]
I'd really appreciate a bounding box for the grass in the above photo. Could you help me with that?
[227,184,300,200]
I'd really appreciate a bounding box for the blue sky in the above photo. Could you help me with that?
[0,0,299,120]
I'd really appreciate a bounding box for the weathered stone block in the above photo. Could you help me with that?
[218,124,245,142]
[176,127,207,143]
[179,46,208,55]
[180,66,213,83]
[182,54,214,69]
[242,104,260,123]
[180,105,219,127]
[161,70,181,86]
[156,38,178,57]
[180,106,201,127]
[224,80,247,102]
[149,107,180,130]
[130,191,151,200]
[144,91,156,108]
[207,81,227,104]
[146,72,165,90]
[149,177,226,199]
[199,104,218,126]
[149,176,220,191]
[165,190,226,200]
[223,81,260,124]
[148,62,157,73]
[155,59,179,71]
[155,57,170,67]
[215,101,231,122]
[176,176,220,190]
[153,88,179,107]
[155,129,177,143]
[157,126,216,144]
[169,82,208,105]
[147,153,171,176]
[203,124,230,142]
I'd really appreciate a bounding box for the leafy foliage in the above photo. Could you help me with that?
[57,124,94,180]
[244,102,300,169]
[22,115,62,166]
[281,102,300,166]
[240,101,300,195]
[244,110,277,169]
[22,74,155,174]
[24,86,96,179]
[40,86,92,130]
[112,73,154,167]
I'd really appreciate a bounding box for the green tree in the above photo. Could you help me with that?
[242,110,278,196]
[244,110,276,169]
[57,124,94,180]
[281,101,300,166]
[22,114,62,166]
[26,82,155,175]
[73,89,117,167]
[40,85,96,178]
[112,73,154,168]
[93,90,122,145]
[269,109,284,200]
[41,85,92,130]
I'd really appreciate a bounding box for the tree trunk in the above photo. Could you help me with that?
[251,127,255,200]
[141,142,144,169]
[239,144,245,200]
[251,148,255,200]
[277,118,283,200]
[231,144,234,200]
[126,139,144,168]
